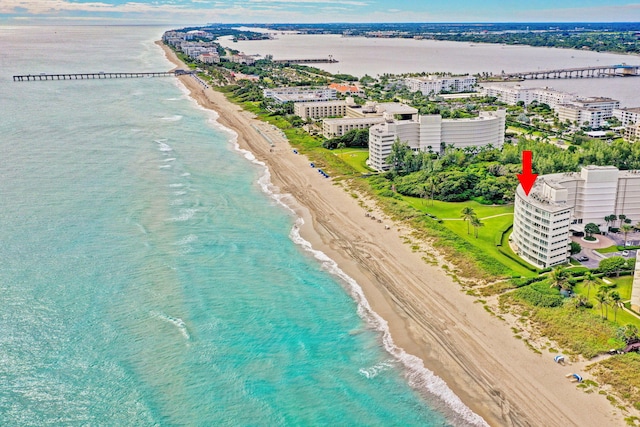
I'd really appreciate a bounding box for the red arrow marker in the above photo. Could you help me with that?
[517,150,538,196]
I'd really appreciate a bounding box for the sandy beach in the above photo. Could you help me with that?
[159,42,623,426]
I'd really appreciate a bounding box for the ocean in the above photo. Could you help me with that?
[0,26,485,426]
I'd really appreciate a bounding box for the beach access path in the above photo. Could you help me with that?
[159,42,623,427]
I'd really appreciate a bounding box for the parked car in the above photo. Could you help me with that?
[576,256,589,262]
[622,250,630,257]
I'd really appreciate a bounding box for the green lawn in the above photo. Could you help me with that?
[596,246,621,254]
[403,197,535,276]
[331,148,374,174]
[573,275,639,328]
[405,199,514,219]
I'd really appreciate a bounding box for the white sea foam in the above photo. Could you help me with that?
[154,139,173,152]
[359,359,396,379]
[176,234,198,245]
[173,190,187,196]
[151,311,190,340]
[169,183,184,188]
[168,208,196,222]
[164,158,176,162]
[159,115,183,122]
[181,172,191,177]
[159,165,171,169]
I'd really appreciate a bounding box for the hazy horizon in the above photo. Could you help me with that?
[1,1,639,26]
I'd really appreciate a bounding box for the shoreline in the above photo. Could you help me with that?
[158,41,624,426]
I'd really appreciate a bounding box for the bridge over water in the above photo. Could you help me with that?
[13,69,192,82]
[502,64,640,80]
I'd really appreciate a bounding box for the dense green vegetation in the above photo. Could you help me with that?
[323,129,370,149]
[381,137,640,205]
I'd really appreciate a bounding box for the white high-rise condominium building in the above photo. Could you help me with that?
[368,110,506,171]
[512,166,640,269]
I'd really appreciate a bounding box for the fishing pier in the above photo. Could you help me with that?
[13,69,192,82]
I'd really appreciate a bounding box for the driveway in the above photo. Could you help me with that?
[569,233,636,269]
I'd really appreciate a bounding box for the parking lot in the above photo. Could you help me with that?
[571,230,639,268]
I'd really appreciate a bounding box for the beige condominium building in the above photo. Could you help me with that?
[321,102,417,139]
[294,100,348,120]
[368,110,506,172]
[512,166,640,269]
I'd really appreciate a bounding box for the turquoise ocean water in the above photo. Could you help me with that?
[0,26,484,426]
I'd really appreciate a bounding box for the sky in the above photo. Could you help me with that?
[1,0,640,25]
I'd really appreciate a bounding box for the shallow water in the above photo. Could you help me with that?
[0,25,484,426]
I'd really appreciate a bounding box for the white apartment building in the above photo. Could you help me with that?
[263,87,337,104]
[481,84,577,109]
[368,110,506,171]
[512,166,640,268]
[345,101,417,119]
[294,100,347,120]
[572,97,620,117]
[322,117,386,139]
[556,104,608,128]
[613,107,640,126]
[405,75,477,95]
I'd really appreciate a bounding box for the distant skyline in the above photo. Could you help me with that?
[1,1,640,25]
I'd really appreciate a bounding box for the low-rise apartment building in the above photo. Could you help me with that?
[625,123,640,142]
[482,85,576,109]
[322,117,386,139]
[405,75,477,95]
[294,100,348,120]
[512,166,640,269]
[556,104,608,128]
[321,102,417,139]
[613,107,640,126]
[263,87,337,104]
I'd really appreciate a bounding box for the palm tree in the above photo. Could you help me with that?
[604,214,617,230]
[620,224,633,247]
[609,291,622,322]
[460,207,476,235]
[572,295,589,309]
[618,214,627,228]
[549,266,568,290]
[596,289,608,320]
[582,272,597,300]
[471,215,484,238]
